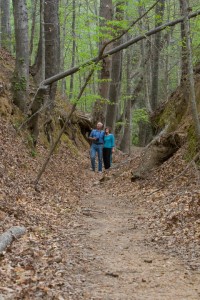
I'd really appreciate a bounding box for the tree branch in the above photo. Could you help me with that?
[34,48,106,186]
[41,9,200,86]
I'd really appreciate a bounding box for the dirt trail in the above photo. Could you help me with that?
[69,186,200,300]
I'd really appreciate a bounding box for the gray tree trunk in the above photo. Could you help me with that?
[179,0,188,82]
[60,0,68,98]
[69,0,76,100]
[44,0,60,107]
[139,3,152,113]
[29,0,38,60]
[105,2,124,131]
[12,0,29,112]
[29,0,60,144]
[181,0,200,144]
[150,0,165,111]
[119,48,131,154]
[138,2,153,146]
[92,0,113,125]
[30,0,45,85]
[1,0,11,51]
[41,0,45,82]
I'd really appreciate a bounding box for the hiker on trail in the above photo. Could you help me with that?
[103,127,115,170]
[89,122,104,172]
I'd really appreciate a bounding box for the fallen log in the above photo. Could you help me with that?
[0,226,26,253]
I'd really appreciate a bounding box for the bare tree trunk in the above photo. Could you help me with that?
[44,0,60,107]
[181,0,200,144]
[41,0,45,81]
[12,0,29,112]
[1,0,11,51]
[30,0,45,85]
[29,0,60,144]
[179,0,188,82]
[69,0,76,100]
[92,0,113,125]
[119,48,131,154]
[139,2,152,113]
[60,0,68,98]
[138,2,153,146]
[105,1,124,132]
[29,0,39,60]
[150,0,165,111]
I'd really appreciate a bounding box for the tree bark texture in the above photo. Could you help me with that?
[12,0,29,112]
[1,0,11,51]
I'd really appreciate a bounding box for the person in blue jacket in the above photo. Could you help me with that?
[89,122,105,172]
[103,127,115,170]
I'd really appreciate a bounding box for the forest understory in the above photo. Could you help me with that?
[1,116,200,299]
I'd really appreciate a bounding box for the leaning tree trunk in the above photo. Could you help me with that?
[12,0,29,113]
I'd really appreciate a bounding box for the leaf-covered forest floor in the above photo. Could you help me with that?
[1,117,200,299]
[1,48,200,299]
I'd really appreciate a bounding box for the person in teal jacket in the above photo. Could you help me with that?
[103,127,115,170]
